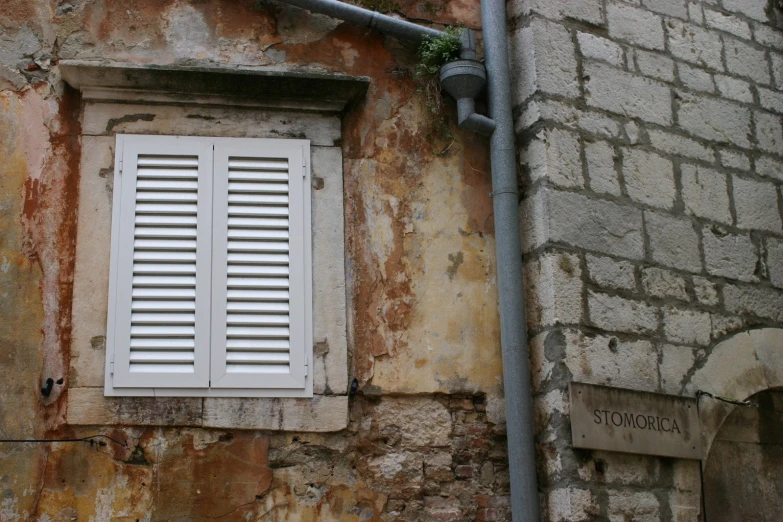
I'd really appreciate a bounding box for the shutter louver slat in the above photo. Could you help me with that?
[228,217,289,229]
[131,312,197,324]
[228,194,289,206]
[136,156,200,167]
[226,339,290,350]
[226,352,290,363]
[129,364,195,373]
[228,182,289,194]
[228,158,289,171]
[227,253,289,265]
[136,215,198,227]
[136,179,199,191]
[226,289,290,301]
[227,241,289,253]
[132,275,197,287]
[133,263,198,275]
[132,287,197,299]
[226,365,291,373]
[227,265,289,277]
[227,229,289,241]
[134,227,198,238]
[227,301,289,313]
[136,202,198,214]
[134,251,197,263]
[130,325,195,337]
[130,337,195,350]
[228,314,290,325]
[136,192,198,202]
[130,352,196,363]
[227,277,290,288]
[225,206,288,217]
[132,300,196,312]
[134,239,198,250]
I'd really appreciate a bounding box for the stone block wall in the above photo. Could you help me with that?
[510,0,783,519]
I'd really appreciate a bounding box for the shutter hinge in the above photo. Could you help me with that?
[118,157,123,174]
[110,354,114,375]
[302,150,307,175]
[305,354,309,377]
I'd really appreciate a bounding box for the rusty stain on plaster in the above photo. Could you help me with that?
[17,85,82,431]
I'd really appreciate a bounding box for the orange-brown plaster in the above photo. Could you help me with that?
[0,0,510,517]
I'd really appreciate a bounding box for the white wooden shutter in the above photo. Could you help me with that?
[210,139,311,389]
[109,135,212,389]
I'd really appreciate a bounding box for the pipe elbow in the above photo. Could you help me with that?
[459,112,495,136]
[455,97,495,136]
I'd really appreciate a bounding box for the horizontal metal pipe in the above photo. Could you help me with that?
[277,0,443,42]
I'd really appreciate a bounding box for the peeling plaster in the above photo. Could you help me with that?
[0,0,507,518]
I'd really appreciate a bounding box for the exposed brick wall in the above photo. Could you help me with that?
[509,0,783,519]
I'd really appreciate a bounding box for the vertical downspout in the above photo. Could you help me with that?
[480,0,541,519]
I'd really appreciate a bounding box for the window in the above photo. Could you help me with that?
[62,62,359,429]
[105,134,313,397]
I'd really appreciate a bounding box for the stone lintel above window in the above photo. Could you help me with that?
[60,60,370,112]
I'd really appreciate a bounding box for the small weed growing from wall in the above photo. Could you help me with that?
[349,0,401,14]
[416,26,461,76]
[421,1,441,16]
[414,26,462,147]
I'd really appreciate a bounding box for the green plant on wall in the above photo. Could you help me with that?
[414,26,462,148]
[349,0,400,14]
[416,26,461,77]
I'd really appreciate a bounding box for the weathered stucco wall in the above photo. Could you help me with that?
[512,0,783,519]
[0,0,514,519]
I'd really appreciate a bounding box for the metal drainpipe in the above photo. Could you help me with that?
[272,0,540,519]
[272,0,443,41]
[480,0,541,518]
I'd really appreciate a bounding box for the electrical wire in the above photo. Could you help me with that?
[696,390,756,407]
[697,390,783,415]
[0,434,128,447]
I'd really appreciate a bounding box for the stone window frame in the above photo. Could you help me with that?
[61,61,368,431]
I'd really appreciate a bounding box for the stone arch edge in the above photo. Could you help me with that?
[681,327,783,458]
